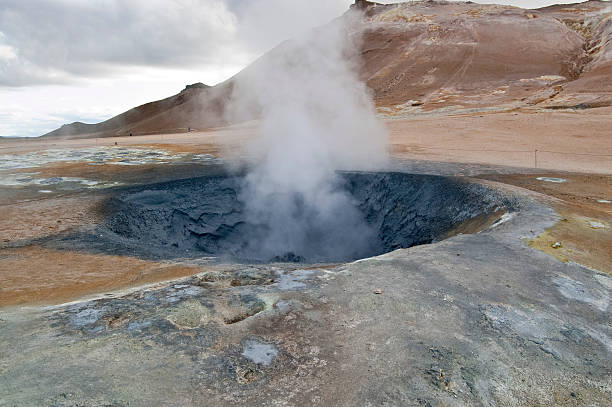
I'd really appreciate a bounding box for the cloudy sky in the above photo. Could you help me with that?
[0,0,590,137]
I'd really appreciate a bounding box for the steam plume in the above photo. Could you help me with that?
[231,9,388,262]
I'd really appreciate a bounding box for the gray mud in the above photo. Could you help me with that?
[2,168,611,406]
[61,172,512,262]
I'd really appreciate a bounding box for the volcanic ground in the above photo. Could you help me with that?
[1,1,612,406]
[0,142,611,406]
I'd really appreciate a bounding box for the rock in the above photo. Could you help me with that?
[351,0,378,10]
[183,82,210,91]
[231,268,275,286]
[166,300,211,329]
[194,271,232,285]
[221,294,266,324]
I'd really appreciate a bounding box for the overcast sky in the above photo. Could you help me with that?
[0,0,595,137]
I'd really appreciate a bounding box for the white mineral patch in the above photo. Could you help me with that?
[553,277,609,312]
[521,75,566,83]
[536,75,566,82]
[536,177,567,183]
[78,179,100,186]
[488,212,515,229]
[588,220,607,229]
[597,199,611,204]
[0,147,221,171]
[36,177,65,185]
[34,177,115,188]
[0,173,121,190]
[106,161,141,166]
[242,339,278,366]
[0,173,38,186]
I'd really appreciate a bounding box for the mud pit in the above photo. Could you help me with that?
[90,172,510,263]
[2,167,611,406]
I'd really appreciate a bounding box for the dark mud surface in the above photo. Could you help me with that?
[46,172,513,263]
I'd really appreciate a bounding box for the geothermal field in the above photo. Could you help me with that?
[1,1,612,406]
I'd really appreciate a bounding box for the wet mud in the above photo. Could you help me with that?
[52,172,513,263]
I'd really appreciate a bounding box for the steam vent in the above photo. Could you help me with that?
[1,1,612,406]
[93,172,510,262]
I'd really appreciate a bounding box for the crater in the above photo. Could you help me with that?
[95,172,511,263]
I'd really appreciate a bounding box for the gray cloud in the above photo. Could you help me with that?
[0,0,240,86]
[0,0,353,87]
[231,0,352,54]
[0,1,588,88]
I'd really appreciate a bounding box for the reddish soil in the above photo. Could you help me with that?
[0,246,204,307]
[0,194,104,242]
[388,107,612,174]
[477,172,612,275]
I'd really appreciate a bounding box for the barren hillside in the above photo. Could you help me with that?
[42,0,612,139]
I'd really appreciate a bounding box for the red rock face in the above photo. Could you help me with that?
[42,1,612,138]
[528,0,612,107]
[358,0,611,110]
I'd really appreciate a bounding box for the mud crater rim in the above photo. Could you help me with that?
[87,171,511,264]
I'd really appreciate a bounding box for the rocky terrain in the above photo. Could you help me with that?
[40,0,612,139]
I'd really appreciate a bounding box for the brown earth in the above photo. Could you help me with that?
[0,186,212,307]
[362,1,593,108]
[0,192,204,307]
[0,194,104,241]
[3,106,612,174]
[0,246,204,307]
[387,107,612,173]
[1,122,254,155]
[477,172,612,275]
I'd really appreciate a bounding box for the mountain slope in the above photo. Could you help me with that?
[362,0,612,112]
[42,82,231,138]
[42,0,612,139]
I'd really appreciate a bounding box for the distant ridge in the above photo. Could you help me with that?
[42,81,231,139]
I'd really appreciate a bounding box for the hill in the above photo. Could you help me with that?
[42,0,612,139]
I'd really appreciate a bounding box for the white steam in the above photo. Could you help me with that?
[230,10,388,262]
